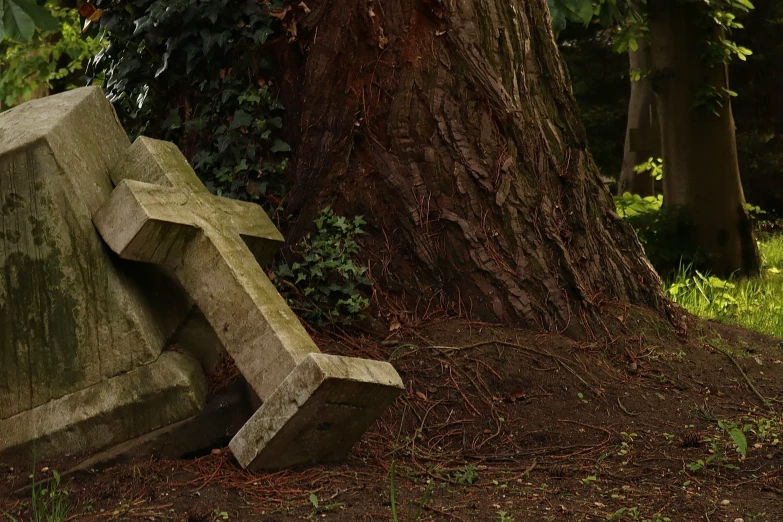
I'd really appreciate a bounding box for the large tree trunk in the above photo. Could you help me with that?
[277,0,665,336]
[617,42,656,196]
[648,0,760,276]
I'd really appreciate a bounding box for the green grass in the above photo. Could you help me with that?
[665,235,783,339]
[4,469,69,522]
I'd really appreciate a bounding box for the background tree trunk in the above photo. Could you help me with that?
[617,43,656,196]
[277,0,665,336]
[648,0,760,276]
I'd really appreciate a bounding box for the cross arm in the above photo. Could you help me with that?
[93,179,200,265]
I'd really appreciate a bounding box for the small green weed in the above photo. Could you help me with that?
[388,460,434,522]
[686,418,747,473]
[491,479,508,490]
[745,415,781,445]
[497,511,515,522]
[5,469,69,522]
[718,419,748,458]
[581,475,597,486]
[275,207,371,324]
[606,506,671,521]
[452,464,479,485]
[307,493,343,519]
[616,432,637,464]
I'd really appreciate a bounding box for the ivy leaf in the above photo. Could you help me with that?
[132,15,152,36]
[253,26,274,45]
[270,139,291,153]
[229,109,253,130]
[201,29,218,55]
[155,50,170,78]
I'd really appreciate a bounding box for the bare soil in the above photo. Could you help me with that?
[3,304,783,521]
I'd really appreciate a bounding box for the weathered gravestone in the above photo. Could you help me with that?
[1,87,402,470]
[0,87,204,461]
[94,137,404,470]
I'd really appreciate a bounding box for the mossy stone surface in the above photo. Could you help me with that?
[0,88,187,420]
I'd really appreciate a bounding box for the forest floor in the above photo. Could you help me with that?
[3,304,783,522]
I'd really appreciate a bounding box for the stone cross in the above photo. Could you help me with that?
[628,103,662,158]
[94,138,403,469]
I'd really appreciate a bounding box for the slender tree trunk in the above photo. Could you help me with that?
[617,42,656,196]
[648,0,760,276]
[277,0,666,337]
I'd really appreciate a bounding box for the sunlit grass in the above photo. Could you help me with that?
[666,235,783,339]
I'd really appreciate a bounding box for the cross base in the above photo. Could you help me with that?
[229,353,402,470]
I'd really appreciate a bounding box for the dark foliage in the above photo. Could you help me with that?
[87,0,290,205]
[559,24,629,182]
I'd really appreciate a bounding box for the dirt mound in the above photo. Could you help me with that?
[4,306,783,521]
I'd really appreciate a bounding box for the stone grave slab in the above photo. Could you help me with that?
[0,87,204,461]
[0,352,205,466]
[94,137,404,469]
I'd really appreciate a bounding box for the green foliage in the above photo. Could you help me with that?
[388,460,434,522]
[548,0,595,35]
[88,0,290,205]
[452,464,479,485]
[731,0,783,217]
[549,0,755,64]
[611,8,646,54]
[685,418,749,473]
[718,419,748,458]
[0,6,104,108]
[275,208,370,325]
[606,506,671,521]
[700,0,754,67]
[693,84,738,116]
[632,157,663,181]
[307,492,342,519]
[665,235,783,338]
[187,86,289,200]
[667,269,740,312]
[0,0,57,42]
[559,25,629,178]
[5,469,69,522]
[615,192,705,274]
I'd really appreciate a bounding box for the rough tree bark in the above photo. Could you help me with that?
[617,42,657,196]
[277,0,666,336]
[648,0,760,276]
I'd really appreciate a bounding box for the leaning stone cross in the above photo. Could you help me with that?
[94,137,402,470]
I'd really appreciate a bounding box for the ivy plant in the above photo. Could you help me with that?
[87,0,290,206]
[275,208,371,325]
[88,1,375,325]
